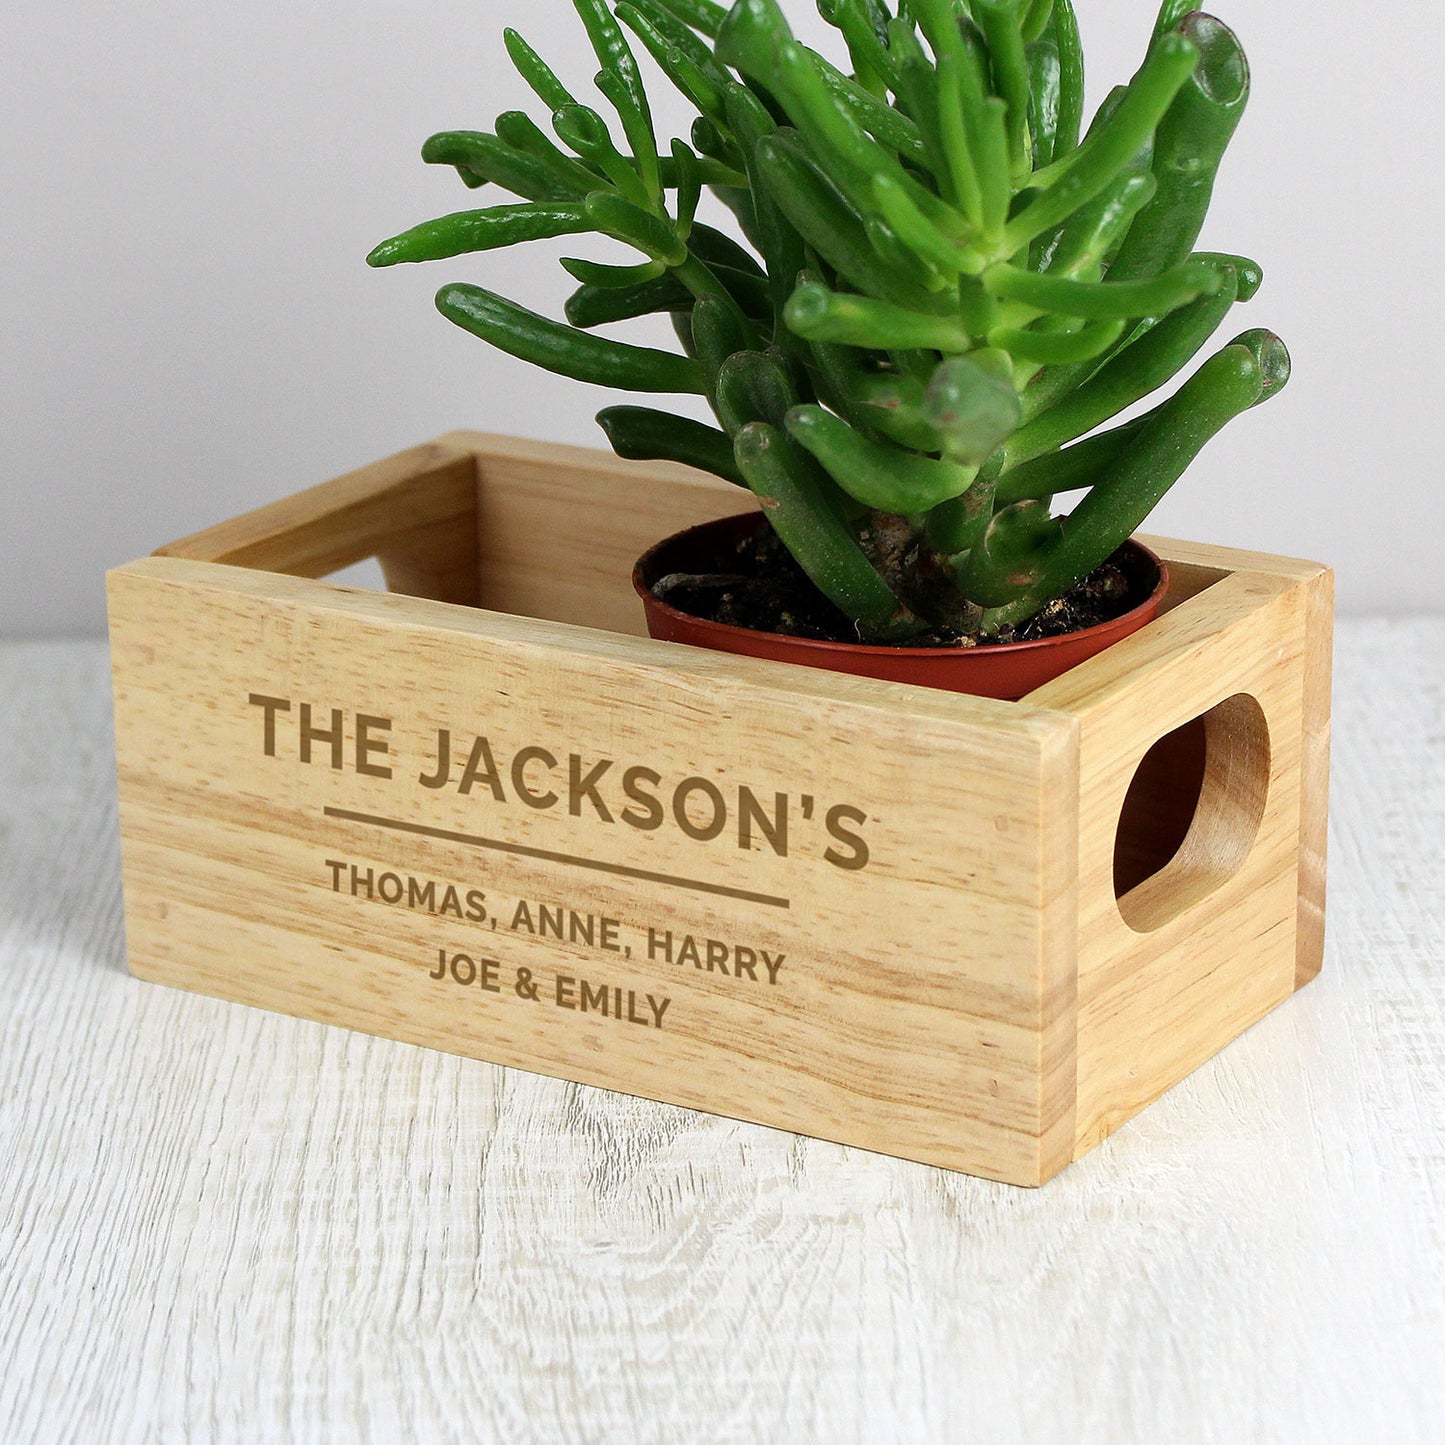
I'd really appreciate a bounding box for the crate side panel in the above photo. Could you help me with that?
[108,559,1070,1185]
[1041,573,1310,1155]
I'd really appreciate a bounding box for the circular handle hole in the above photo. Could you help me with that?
[1113,693,1271,933]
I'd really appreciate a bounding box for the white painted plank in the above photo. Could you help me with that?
[1,632,1441,1445]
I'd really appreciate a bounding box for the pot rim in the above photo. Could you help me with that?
[632,511,1169,659]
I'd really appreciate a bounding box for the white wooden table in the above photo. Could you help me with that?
[2,631,1442,1444]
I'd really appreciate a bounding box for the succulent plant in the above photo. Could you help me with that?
[369,0,1289,642]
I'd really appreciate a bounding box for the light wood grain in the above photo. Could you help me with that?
[157,439,482,606]
[1027,566,1321,1155]
[2,636,1441,1444]
[107,436,1332,1186]
[1138,530,1336,994]
[1293,564,1335,986]
[443,430,758,638]
[108,556,1074,1186]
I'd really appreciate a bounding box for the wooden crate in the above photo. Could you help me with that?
[106,432,1333,1186]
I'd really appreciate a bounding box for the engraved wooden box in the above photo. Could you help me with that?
[106,432,1333,1186]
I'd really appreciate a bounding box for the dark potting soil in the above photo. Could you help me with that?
[649,522,1141,648]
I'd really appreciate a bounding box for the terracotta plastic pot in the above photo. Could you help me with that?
[633,511,1169,700]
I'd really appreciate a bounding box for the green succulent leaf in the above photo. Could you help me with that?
[651,0,728,40]
[871,174,970,280]
[812,59,927,163]
[624,0,723,73]
[436,283,707,394]
[988,317,1127,366]
[1010,259,1242,458]
[923,354,1024,466]
[1026,38,1063,171]
[934,50,986,224]
[571,0,654,137]
[906,0,966,67]
[686,292,752,385]
[848,370,942,451]
[687,223,766,277]
[594,68,661,199]
[987,329,1290,626]
[503,29,579,113]
[994,411,1153,502]
[617,3,728,122]
[1107,14,1251,281]
[1152,0,1200,43]
[420,131,578,202]
[495,110,607,195]
[561,256,668,288]
[983,257,1224,319]
[825,0,900,91]
[959,500,1065,608]
[1196,252,1262,302]
[974,0,1031,173]
[1023,0,1057,47]
[596,405,745,484]
[565,274,692,328]
[584,190,688,264]
[786,404,974,512]
[784,281,972,351]
[723,85,806,313]
[715,349,800,432]
[367,203,593,267]
[998,31,1200,256]
[1050,0,1086,157]
[733,422,922,640]
[1043,170,1157,278]
[690,116,746,171]
[756,132,947,310]
[551,104,649,204]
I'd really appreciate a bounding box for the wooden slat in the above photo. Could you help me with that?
[440,430,756,637]
[156,440,481,607]
[1294,565,1335,988]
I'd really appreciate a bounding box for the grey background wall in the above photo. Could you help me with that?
[3,0,1440,638]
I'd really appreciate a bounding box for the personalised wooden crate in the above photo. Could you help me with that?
[107,433,1333,1185]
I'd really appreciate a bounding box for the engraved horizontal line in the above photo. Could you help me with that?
[323,806,791,909]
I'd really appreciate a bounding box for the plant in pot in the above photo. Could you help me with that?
[368,0,1287,698]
